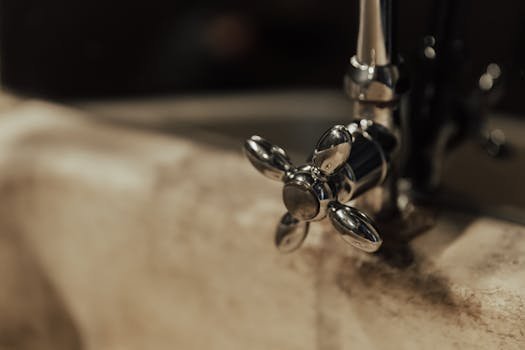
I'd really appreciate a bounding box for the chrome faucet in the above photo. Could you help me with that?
[244,0,411,253]
[344,0,403,220]
[245,120,396,253]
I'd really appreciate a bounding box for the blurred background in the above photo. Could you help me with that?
[0,0,524,113]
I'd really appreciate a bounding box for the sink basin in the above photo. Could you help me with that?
[0,96,523,349]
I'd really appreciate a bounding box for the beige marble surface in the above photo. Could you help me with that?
[0,99,523,349]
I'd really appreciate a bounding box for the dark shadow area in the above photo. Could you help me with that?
[304,211,481,350]
[335,253,483,321]
[333,212,481,322]
[1,0,524,116]
[375,208,474,268]
[374,206,437,268]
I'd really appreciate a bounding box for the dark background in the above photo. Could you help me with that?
[0,0,524,113]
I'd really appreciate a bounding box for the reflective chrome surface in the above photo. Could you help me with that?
[283,183,320,221]
[244,136,292,181]
[312,125,352,175]
[357,0,389,66]
[328,201,382,253]
[274,213,309,253]
[345,0,399,104]
[244,121,394,253]
[344,56,399,103]
[344,0,403,222]
[282,165,333,221]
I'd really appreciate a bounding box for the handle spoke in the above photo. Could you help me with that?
[328,202,382,252]
[312,125,352,175]
[275,212,310,253]
[244,136,293,181]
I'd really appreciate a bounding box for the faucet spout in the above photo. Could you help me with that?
[357,0,390,66]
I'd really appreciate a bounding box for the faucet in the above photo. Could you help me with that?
[243,0,418,253]
[344,0,404,220]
